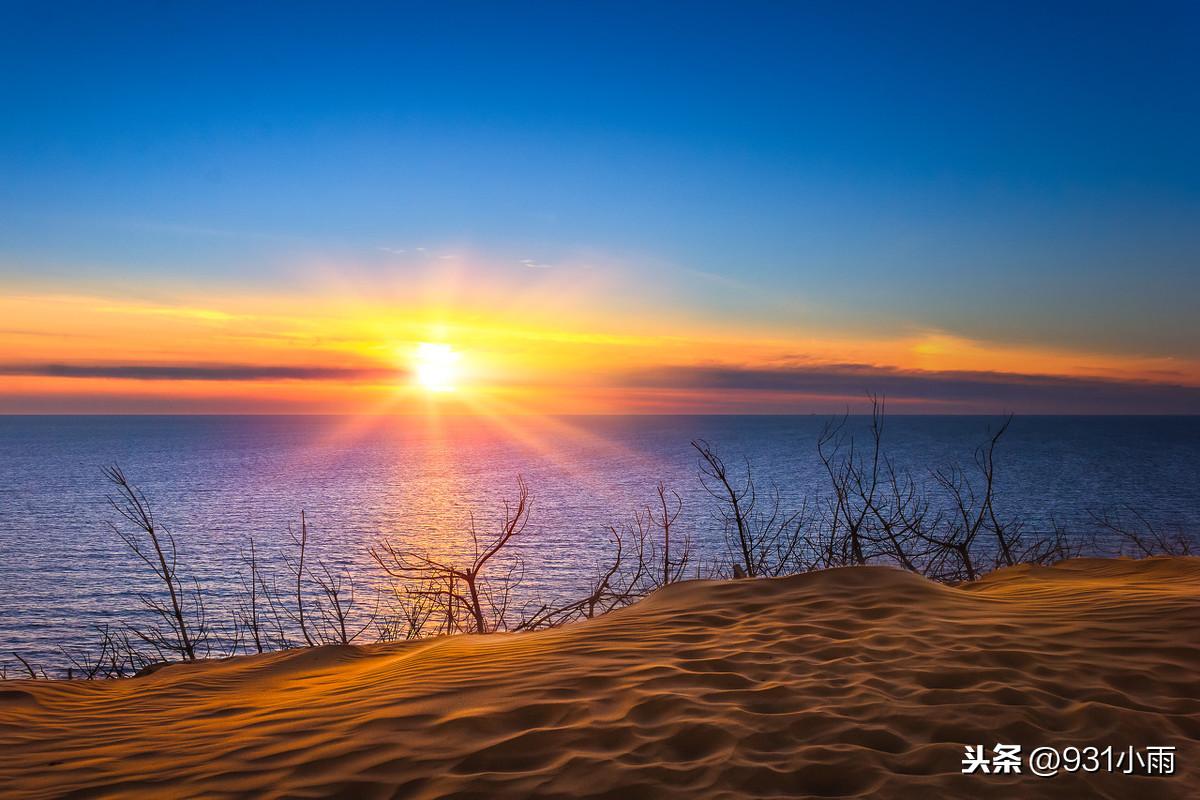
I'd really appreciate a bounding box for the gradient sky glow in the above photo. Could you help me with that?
[2,1,1198,413]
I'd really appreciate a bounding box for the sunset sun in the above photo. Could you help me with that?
[412,342,461,392]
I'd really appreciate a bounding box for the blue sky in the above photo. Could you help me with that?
[1,2,1198,412]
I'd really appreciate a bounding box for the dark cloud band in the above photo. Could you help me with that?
[4,360,1197,413]
[621,364,1200,414]
[0,363,399,382]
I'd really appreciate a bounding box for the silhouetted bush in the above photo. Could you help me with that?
[4,400,1194,679]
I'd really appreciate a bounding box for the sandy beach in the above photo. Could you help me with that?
[0,557,1196,798]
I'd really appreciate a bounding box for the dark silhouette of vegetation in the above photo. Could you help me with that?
[370,477,533,634]
[693,440,808,578]
[1092,506,1194,558]
[103,465,207,662]
[3,400,1193,679]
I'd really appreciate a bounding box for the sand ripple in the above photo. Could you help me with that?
[1,557,1198,798]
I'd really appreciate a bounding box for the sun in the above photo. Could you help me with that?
[412,342,461,392]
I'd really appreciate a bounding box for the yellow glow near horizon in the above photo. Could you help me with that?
[412,342,461,393]
[2,290,1198,414]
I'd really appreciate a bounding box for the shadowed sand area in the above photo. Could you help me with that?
[1,558,1198,798]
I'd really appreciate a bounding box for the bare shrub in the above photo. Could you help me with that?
[371,477,532,634]
[59,624,151,679]
[1092,506,1194,557]
[915,415,1040,581]
[647,482,692,588]
[815,394,937,571]
[10,653,46,680]
[309,560,379,645]
[104,464,208,662]
[374,582,440,641]
[280,513,381,646]
[693,440,809,577]
[235,537,292,653]
[816,397,885,567]
[518,525,639,630]
[284,511,317,647]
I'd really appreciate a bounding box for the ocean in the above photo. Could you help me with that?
[1,414,1198,670]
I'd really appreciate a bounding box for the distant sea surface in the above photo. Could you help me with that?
[2,414,1198,668]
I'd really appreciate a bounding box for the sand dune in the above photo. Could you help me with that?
[1,557,1198,799]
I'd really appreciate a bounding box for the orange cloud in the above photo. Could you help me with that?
[1,288,1197,414]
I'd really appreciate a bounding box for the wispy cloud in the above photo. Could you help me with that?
[93,303,243,322]
[0,328,86,339]
[520,259,554,269]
